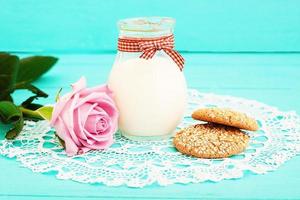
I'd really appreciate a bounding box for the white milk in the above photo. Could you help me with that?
[108,56,187,139]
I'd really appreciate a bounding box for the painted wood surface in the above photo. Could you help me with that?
[1,0,300,52]
[0,53,299,199]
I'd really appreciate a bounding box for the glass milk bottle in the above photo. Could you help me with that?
[108,17,187,140]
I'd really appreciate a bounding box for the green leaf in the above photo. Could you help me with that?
[0,122,13,140]
[55,88,62,102]
[0,101,24,139]
[16,83,48,108]
[16,84,48,98]
[20,106,53,121]
[21,95,40,108]
[18,84,48,108]
[0,54,20,101]
[0,101,21,124]
[56,135,65,148]
[21,103,43,110]
[36,106,53,121]
[1,94,13,102]
[16,56,58,86]
[5,116,24,139]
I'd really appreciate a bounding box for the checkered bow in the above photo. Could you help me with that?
[118,34,184,71]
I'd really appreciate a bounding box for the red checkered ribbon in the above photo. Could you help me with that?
[118,34,184,71]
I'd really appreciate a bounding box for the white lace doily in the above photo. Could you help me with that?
[1,89,300,187]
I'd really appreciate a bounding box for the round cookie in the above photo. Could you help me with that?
[192,108,259,131]
[173,123,250,159]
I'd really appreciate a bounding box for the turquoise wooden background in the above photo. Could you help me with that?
[1,1,300,199]
[1,0,300,53]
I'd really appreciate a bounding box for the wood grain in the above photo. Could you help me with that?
[1,0,300,52]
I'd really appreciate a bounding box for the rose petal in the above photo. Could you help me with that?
[74,92,114,109]
[90,106,108,116]
[50,77,87,125]
[95,101,118,123]
[93,106,117,134]
[78,147,91,154]
[78,103,97,132]
[73,108,87,140]
[84,110,109,134]
[79,84,113,98]
[55,117,79,156]
[83,125,112,142]
[71,76,87,93]
[75,93,119,127]
[96,117,109,133]
[78,103,99,144]
[80,134,96,145]
[79,136,114,150]
[60,93,81,146]
[50,92,73,125]
[76,104,110,141]
[75,93,119,130]
[85,115,101,133]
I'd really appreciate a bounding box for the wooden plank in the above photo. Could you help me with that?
[15,53,300,89]
[11,53,300,112]
[1,0,300,52]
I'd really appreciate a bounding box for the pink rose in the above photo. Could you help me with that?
[50,77,119,156]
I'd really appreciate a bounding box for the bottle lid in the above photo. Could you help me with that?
[118,17,175,33]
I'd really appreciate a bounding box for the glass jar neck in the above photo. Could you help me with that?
[117,17,175,39]
[118,29,173,39]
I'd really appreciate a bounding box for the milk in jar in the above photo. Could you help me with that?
[108,17,187,140]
